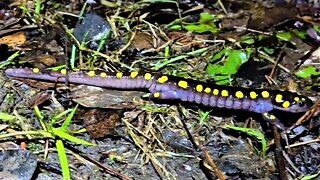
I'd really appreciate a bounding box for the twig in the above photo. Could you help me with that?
[272,126,289,180]
[200,145,227,180]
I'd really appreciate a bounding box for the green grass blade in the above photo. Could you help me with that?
[35,0,41,17]
[56,140,71,180]
[0,51,21,68]
[0,130,54,139]
[52,128,95,146]
[60,104,78,131]
[34,106,47,131]
[70,45,77,69]
[51,108,74,126]
[301,172,320,180]
[0,112,16,121]
[224,125,267,158]
[199,110,211,125]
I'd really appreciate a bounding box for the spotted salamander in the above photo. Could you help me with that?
[5,68,314,129]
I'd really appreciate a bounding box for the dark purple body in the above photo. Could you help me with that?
[5,68,313,115]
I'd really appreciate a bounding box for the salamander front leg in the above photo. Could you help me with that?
[262,112,285,130]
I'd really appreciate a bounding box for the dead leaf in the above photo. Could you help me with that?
[0,31,26,47]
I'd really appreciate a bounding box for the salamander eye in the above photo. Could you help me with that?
[298,100,305,107]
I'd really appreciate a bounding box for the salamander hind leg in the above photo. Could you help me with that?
[150,90,182,100]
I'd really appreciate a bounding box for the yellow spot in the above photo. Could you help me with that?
[275,94,283,103]
[196,84,203,92]
[178,80,188,89]
[213,89,219,95]
[221,90,229,97]
[158,76,168,84]
[235,91,244,99]
[204,87,211,93]
[33,68,40,73]
[100,72,107,77]
[60,69,67,75]
[153,92,160,98]
[302,98,306,101]
[88,71,95,77]
[261,91,270,98]
[116,72,123,78]
[294,97,300,102]
[282,101,290,108]
[250,91,258,99]
[130,71,139,78]
[144,73,152,80]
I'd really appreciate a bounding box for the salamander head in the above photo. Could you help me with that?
[272,93,313,113]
